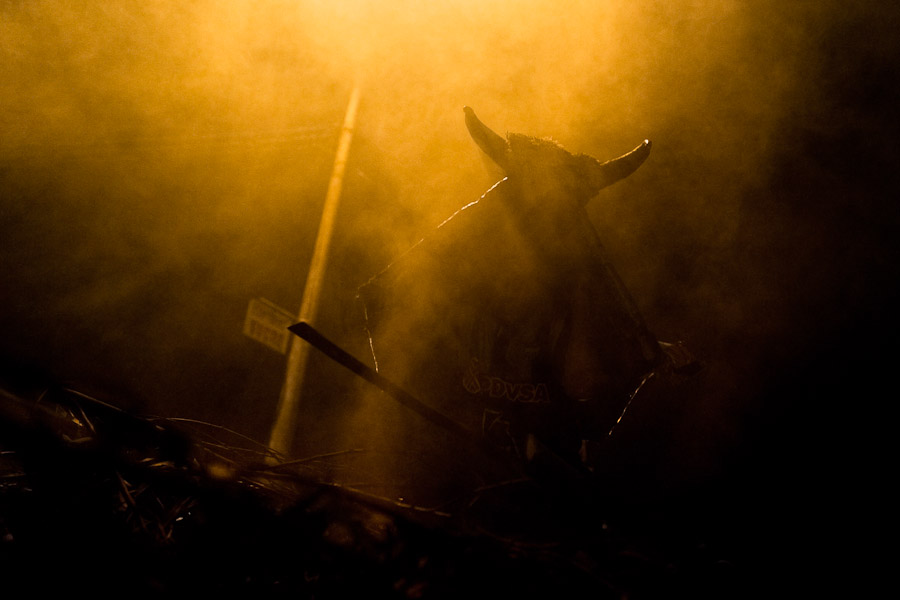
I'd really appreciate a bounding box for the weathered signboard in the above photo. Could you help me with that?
[243,297,295,354]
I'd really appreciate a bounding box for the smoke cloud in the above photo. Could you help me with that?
[1,0,897,517]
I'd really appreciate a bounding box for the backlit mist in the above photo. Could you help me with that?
[2,0,897,521]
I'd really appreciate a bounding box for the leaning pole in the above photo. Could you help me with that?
[268,85,362,458]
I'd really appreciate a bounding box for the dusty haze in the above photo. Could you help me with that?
[1,0,897,568]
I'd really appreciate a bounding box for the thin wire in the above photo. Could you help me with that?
[607,371,656,438]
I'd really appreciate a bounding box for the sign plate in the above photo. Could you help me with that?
[243,298,296,354]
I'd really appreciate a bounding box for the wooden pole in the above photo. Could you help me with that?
[268,85,361,457]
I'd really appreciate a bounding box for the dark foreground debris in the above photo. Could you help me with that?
[0,382,741,598]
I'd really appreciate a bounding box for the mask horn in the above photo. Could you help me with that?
[464,106,509,170]
[581,139,652,195]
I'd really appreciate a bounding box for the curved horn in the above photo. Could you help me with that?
[464,106,509,170]
[582,139,652,194]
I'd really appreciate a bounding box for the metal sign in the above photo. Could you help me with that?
[243,298,295,354]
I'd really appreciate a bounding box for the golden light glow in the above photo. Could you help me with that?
[0,0,850,492]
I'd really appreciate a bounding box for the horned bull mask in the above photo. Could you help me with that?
[464,106,651,208]
[359,108,665,460]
